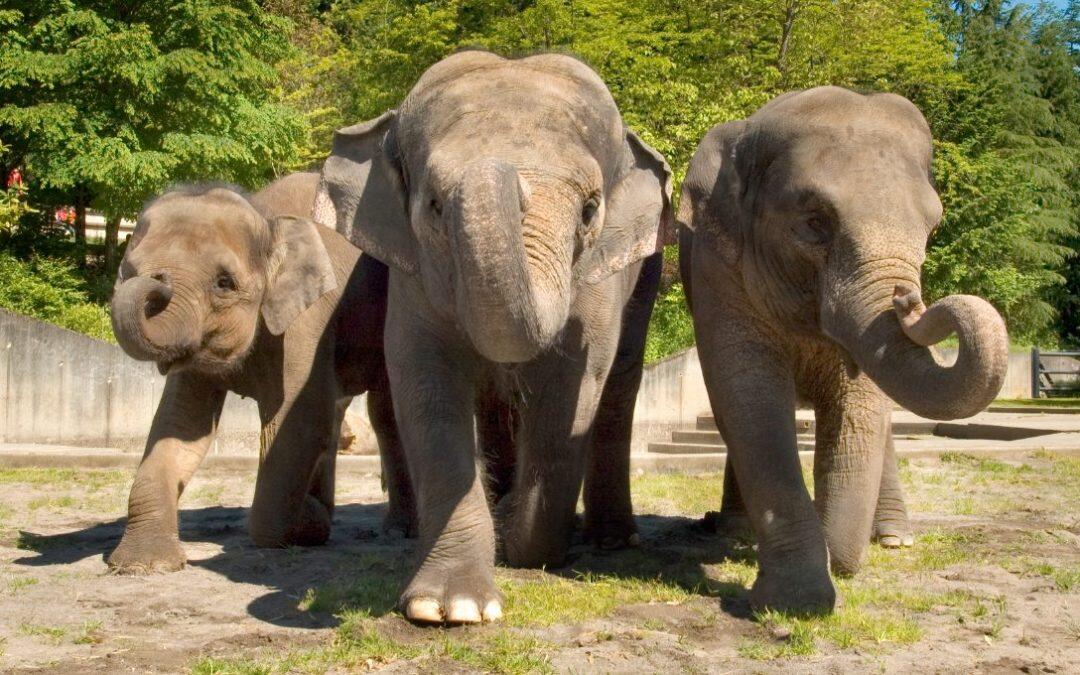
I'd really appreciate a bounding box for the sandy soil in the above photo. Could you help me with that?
[0,454,1077,674]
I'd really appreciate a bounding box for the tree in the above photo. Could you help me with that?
[0,0,307,274]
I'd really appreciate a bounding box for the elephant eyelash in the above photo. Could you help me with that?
[581,195,601,228]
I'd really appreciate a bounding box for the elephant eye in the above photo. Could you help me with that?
[429,197,442,217]
[215,272,237,293]
[794,214,832,246]
[581,196,601,228]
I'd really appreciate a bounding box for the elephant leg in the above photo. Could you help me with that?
[872,428,913,548]
[108,372,226,573]
[812,386,889,576]
[476,385,517,504]
[388,304,499,625]
[502,351,606,569]
[704,451,753,539]
[696,319,833,612]
[249,363,339,548]
[369,387,416,538]
[584,251,662,550]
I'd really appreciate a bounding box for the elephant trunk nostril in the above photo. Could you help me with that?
[143,276,173,319]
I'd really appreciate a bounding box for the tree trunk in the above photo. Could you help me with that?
[74,195,87,268]
[777,0,800,82]
[104,215,121,277]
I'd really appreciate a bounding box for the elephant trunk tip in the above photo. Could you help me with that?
[892,285,952,347]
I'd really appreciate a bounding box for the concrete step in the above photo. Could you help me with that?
[694,414,937,436]
[671,430,816,445]
[649,440,816,455]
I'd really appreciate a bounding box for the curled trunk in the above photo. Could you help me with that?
[449,158,571,363]
[826,277,1008,420]
[111,276,199,364]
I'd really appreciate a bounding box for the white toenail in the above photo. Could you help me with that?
[446,598,482,624]
[406,598,443,624]
[483,600,503,622]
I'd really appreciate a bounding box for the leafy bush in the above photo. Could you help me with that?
[645,282,695,363]
[0,253,113,341]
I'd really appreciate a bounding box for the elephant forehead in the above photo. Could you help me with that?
[400,65,622,155]
[136,197,266,263]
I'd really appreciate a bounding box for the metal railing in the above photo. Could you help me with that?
[1031,347,1080,398]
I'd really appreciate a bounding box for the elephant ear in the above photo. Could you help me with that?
[317,111,417,274]
[677,119,749,264]
[261,215,338,336]
[579,129,673,286]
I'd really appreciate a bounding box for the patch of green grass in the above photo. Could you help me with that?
[939,452,1030,476]
[499,571,691,628]
[867,529,982,572]
[1010,559,1080,591]
[994,398,1080,409]
[7,576,38,593]
[437,631,553,675]
[18,622,67,644]
[185,483,226,505]
[630,472,721,515]
[74,620,104,645]
[295,554,399,617]
[27,494,76,511]
[739,604,922,660]
[0,468,128,489]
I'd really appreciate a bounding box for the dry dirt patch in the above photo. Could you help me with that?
[0,454,1077,673]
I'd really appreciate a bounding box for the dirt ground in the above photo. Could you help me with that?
[0,451,1077,674]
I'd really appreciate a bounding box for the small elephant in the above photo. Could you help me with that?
[678,87,1008,613]
[319,51,671,624]
[107,174,414,573]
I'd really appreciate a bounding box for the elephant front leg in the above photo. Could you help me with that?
[812,390,889,575]
[249,375,340,548]
[502,355,605,569]
[108,373,226,574]
[698,332,834,613]
[872,429,913,548]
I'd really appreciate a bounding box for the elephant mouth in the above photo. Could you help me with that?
[156,351,194,376]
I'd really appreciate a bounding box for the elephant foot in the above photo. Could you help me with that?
[382,502,418,539]
[401,560,502,625]
[749,559,835,616]
[701,510,754,541]
[583,514,640,550]
[107,533,187,574]
[251,495,331,548]
[872,511,913,548]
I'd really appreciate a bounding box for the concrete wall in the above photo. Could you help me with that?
[629,345,1040,454]
[0,310,372,454]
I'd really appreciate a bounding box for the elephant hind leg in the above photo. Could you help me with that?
[872,431,913,548]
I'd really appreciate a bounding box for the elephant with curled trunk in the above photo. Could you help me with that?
[320,51,671,624]
[107,174,414,573]
[678,86,1008,613]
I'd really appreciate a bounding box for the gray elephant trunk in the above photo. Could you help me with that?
[824,262,1008,420]
[450,158,571,363]
[111,275,199,364]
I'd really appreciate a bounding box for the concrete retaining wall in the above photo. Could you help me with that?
[0,310,372,454]
[0,309,1048,455]
[629,345,1038,454]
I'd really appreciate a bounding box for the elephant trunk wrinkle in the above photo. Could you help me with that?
[450,158,572,363]
[826,258,1008,420]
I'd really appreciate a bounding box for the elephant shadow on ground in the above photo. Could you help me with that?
[11,501,413,630]
[11,506,756,628]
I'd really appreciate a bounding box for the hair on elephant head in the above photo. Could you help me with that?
[680,86,1007,419]
[321,50,672,363]
[111,185,336,375]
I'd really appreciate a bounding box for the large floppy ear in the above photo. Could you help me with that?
[316,111,417,274]
[579,129,673,285]
[261,215,338,336]
[677,120,749,264]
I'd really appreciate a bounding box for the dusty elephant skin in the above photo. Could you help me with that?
[678,87,1008,614]
[320,51,672,625]
[107,174,415,574]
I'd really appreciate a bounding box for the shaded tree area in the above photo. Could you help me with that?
[1,0,1077,351]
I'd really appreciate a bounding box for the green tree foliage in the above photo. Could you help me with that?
[0,252,113,340]
[0,0,307,256]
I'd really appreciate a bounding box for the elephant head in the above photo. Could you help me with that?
[319,51,671,363]
[111,185,336,374]
[680,86,1007,420]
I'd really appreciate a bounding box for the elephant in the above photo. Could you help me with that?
[318,51,671,624]
[106,173,415,573]
[677,86,1008,613]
